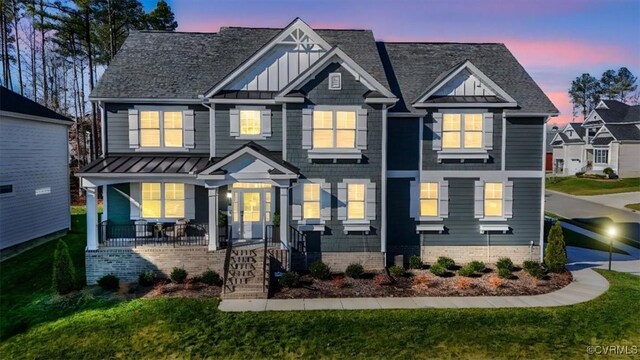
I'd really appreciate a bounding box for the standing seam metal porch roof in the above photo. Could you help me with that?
[78,155,211,175]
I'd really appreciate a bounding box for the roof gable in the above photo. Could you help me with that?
[413,60,517,107]
[1,86,71,122]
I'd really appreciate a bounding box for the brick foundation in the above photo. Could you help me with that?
[307,252,385,272]
[421,245,541,265]
[85,246,226,284]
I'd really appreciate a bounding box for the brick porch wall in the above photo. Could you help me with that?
[307,252,385,272]
[85,246,226,284]
[421,245,541,265]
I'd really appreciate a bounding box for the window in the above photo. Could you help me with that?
[442,113,483,149]
[594,149,609,164]
[303,183,321,219]
[420,183,438,217]
[139,111,183,148]
[328,72,342,90]
[313,110,357,149]
[265,192,272,222]
[243,192,261,222]
[347,183,365,220]
[141,182,184,219]
[240,110,261,135]
[484,183,503,217]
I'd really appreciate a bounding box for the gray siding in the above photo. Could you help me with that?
[106,103,210,154]
[422,111,503,170]
[287,63,382,253]
[0,115,70,249]
[386,177,420,260]
[388,117,420,170]
[505,117,544,170]
[214,104,282,157]
[421,177,541,246]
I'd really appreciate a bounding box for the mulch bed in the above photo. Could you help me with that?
[136,280,222,299]
[272,266,573,299]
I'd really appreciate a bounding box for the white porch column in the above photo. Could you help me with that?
[280,186,289,248]
[86,186,98,250]
[208,188,219,251]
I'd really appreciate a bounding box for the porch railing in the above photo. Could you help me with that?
[218,225,232,249]
[98,220,208,247]
[265,225,281,247]
[289,225,306,254]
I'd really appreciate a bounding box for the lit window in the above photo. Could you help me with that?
[420,183,438,217]
[442,113,483,149]
[141,183,161,218]
[303,183,321,219]
[347,183,365,220]
[243,192,261,222]
[265,192,271,222]
[240,110,261,135]
[313,110,357,149]
[594,149,609,164]
[484,183,503,217]
[140,111,160,147]
[163,112,183,147]
[164,183,185,218]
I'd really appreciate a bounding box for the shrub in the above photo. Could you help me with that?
[488,275,504,290]
[429,263,447,277]
[389,265,406,277]
[496,257,514,271]
[458,264,475,277]
[603,167,614,175]
[436,256,455,270]
[575,171,585,177]
[469,260,485,273]
[545,221,567,273]
[170,267,188,283]
[309,260,331,280]
[201,270,221,286]
[408,255,423,269]
[278,272,299,288]
[97,274,120,291]
[52,240,77,295]
[523,260,539,272]
[455,277,472,290]
[608,173,619,179]
[412,274,433,290]
[138,271,155,286]
[498,267,513,279]
[373,273,393,286]
[523,261,545,279]
[345,263,365,279]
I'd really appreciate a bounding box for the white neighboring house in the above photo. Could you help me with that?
[0,86,73,250]
[552,100,640,178]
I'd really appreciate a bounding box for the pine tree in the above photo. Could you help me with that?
[52,239,77,295]
[568,73,601,120]
[544,222,567,273]
[146,0,177,31]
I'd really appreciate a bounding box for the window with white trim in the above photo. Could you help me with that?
[347,183,365,220]
[594,149,609,164]
[313,110,356,149]
[141,182,185,219]
[328,72,342,90]
[484,182,503,218]
[240,110,261,136]
[139,111,183,148]
[303,183,321,220]
[442,113,483,149]
[420,183,439,217]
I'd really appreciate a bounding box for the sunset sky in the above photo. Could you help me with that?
[143,0,640,125]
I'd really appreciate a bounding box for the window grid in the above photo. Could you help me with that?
[141,182,185,219]
[594,149,609,164]
[313,110,357,150]
[347,183,365,220]
[442,113,484,149]
[303,183,321,220]
[420,182,439,217]
[140,111,160,147]
[484,182,503,217]
[139,111,184,148]
[240,110,262,135]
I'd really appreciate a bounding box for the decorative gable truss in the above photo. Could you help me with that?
[413,60,517,108]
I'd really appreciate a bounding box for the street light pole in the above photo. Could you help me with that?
[607,227,616,271]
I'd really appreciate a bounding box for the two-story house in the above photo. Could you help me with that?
[78,19,558,292]
[552,100,640,177]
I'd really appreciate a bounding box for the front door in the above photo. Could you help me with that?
[230,183,274,241]
[241,192,261,239]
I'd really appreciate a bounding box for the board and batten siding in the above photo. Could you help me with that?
[505,117,544,170]
[105,103,210,154]
[287,63,383,253]
[0,115,70,249]
[420,177,542,247]
[214,104,283,157]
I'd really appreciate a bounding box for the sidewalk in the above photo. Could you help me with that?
[576,191,640,212]
[218,266,609,312]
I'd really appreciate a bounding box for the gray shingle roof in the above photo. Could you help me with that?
[91,27,389,99]
[1,86,72,122]
[377,42,558,114]
[595,100,640,124]
[605,124,640,141]
[567,122,586,138]
[591,137,614,145]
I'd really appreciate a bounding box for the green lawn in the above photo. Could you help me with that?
[546,176,640,196]
[625,203,640,211]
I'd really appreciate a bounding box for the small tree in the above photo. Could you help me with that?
[52,240,77,295]
[545,222,567,273]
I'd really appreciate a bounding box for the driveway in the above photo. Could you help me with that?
[545,190,640,223]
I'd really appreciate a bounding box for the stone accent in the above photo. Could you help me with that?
[421,245,541,264]
[85,246,225,284]
[307,251,385,272]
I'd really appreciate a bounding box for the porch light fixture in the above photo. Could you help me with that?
[607,226,616,271]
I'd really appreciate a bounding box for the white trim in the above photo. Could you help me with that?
[414,102,517,108]
[419,116,424,170]
[197,146,296,177]
[503,112,560,118]
[416,224,445,233]
[328,72,342,90]
[207,98,277,105]
[419,170,543,178]
[480,224,510,233]
[89,97,203,104]
[0,110,72,126]
[540,118,548,262]
[274,96,305,103]
[201,103,216,158]
[387,170,419,179]
[501,111,506,171]
[364,98,399,104]
[98,102,106,156]
[282,103,287,161]
[381,104,388,256]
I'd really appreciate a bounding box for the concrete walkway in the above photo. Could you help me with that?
[218,267,609,312]
[545,190,640,223]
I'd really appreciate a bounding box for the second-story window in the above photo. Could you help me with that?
[240,110,261,136]
[139,111,183,148]
[313,110,356,149]
[442,113,483,149]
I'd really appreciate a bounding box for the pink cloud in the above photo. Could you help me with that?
[545,91,575,125]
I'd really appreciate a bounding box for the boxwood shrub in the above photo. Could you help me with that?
[345,263,365,279]
[496,257,514,271]
[201,270,221,286]
[436,256,456,270]
[97,274,120,291]
[429,263,447,277]
[309,260,331,280]
[389,265,406,277]
[408,255,423,269]
[138,271,155,286]
[469,260,485,273]
[170,267,188,283]
[279,272,299,288]
[457,264,475,277]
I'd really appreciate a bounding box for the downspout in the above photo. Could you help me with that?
[540,116,549,262]
[98,101,106,157]
[381,104,388,266]
[201,101,215,159]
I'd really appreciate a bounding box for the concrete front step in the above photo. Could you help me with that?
[221,291,269,300]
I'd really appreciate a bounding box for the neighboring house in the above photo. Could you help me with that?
[552,100,640,177]
[78,19,557,291]
[0,86,72,250]
[545,125,559,172]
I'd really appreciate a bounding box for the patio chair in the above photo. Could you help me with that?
[134,220,153,238]
[166,219,188,240]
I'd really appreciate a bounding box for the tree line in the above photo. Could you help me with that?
[568,67,638,120]
[0,0,178,170]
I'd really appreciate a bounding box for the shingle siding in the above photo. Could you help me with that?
[214,104,282,157]
[0,115,70,249]
[105,103,210,154]
[505,117,544,170]
[287,64,382,253]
